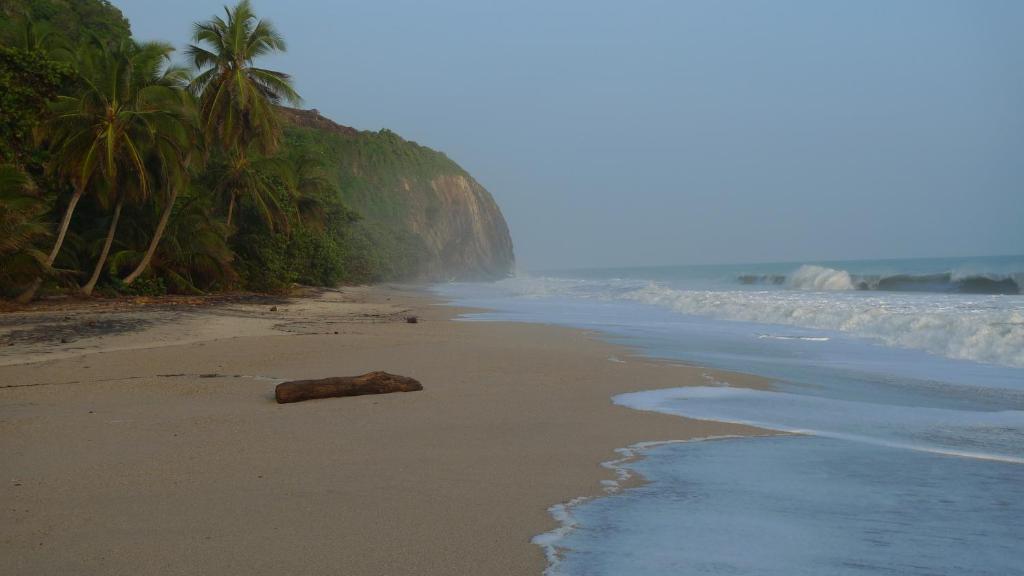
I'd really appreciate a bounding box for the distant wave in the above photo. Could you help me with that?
[740,265,1022,295]
[788,265,857,290]
[757,334,831,342]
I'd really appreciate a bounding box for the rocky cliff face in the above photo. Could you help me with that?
[279,108,514,281]
[407,173,515,280]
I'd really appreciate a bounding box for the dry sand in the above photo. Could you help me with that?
[0,287,770,575]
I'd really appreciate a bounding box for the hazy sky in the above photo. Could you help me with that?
[122,0,1024,270]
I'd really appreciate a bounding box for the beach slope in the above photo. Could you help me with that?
[0,287,765,575]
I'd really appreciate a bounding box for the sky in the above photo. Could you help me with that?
[120,0,1024,271]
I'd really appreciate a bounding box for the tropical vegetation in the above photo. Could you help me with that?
[0,0,423,300]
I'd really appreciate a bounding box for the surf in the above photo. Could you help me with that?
[740,264,1022,295]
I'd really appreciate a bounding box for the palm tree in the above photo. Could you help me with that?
[8,16,51,52]
[1,14,74,62]
[186,0,300,228]
[283,149,332,231]
[122,89,201,286]
[19,39,193,299]
[208,153,291,232]
[112,184,235,293]
[148,189,236,292]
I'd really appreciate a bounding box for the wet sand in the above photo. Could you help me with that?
[0,287,770,575]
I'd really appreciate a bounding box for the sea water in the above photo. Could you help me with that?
[433,255,1024,575]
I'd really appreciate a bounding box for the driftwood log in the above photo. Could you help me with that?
[275,371,422,404]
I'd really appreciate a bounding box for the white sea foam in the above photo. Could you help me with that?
[787,265,855,290]
[443,268,1024,367]
[621,284,1024,367]
[757,334,831,342]
[533,436,752,576]
[615,386,1024,463]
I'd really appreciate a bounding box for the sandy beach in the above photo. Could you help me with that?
[1,287,769,575]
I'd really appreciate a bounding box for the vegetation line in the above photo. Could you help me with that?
[1,0,436,302]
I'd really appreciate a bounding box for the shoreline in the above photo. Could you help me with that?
[1,286,772,575]
[533,433,767,574]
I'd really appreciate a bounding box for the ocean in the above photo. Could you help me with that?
[433,255,1024,576]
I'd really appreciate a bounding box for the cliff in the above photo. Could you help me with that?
[279,108,515,281]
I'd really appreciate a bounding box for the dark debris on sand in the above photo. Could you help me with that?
[1,317,153,347]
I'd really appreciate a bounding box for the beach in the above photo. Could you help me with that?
[435,266,1024,575]
[0,286,767,575]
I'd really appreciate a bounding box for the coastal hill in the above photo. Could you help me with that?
[0,0,514,300]
[279,108,515,281]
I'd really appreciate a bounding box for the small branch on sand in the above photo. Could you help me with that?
[274,371,423,404]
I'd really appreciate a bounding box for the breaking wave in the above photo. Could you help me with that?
[741,265,1022,295]
[446,259,1024,368]
[456,274,1024,367]
[622,284,1024,367]
[787,265,856,290]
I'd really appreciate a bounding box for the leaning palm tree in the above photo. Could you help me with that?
[18,39,192,299]
[148,188,236,292]
[113,183,237,293]
[186,0,300,228]
[121,89,201,286]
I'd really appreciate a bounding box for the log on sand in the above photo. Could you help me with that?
[275,371,423,404]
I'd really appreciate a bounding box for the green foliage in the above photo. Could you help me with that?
[0,0,130,47]
[231,232,294,292]
[97,182,234,293]
[286,228,346,287]
[127,274,167,296]
[278,124,456,282]
[1,0,476,301]
[205,153,290,231]
[103,274,167,297]
[148,190,235,293]
[43,38,195,295]
[284,126,462,223]
[347,222,429,282]
[0,164,49,295]
[0,45,71,162]
[227,146,354,291]
[232,228,350,293]
[47,39,191,198]
[187,0,300,156]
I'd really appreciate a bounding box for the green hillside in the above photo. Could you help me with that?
[0,0,513,300]
[280,108,514,282]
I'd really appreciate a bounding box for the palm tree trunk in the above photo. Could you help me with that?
[224,151,245,232]
[123,186,179,285]
[82,197,124,296]
[16,184,84,303]
[226,190,237,230]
